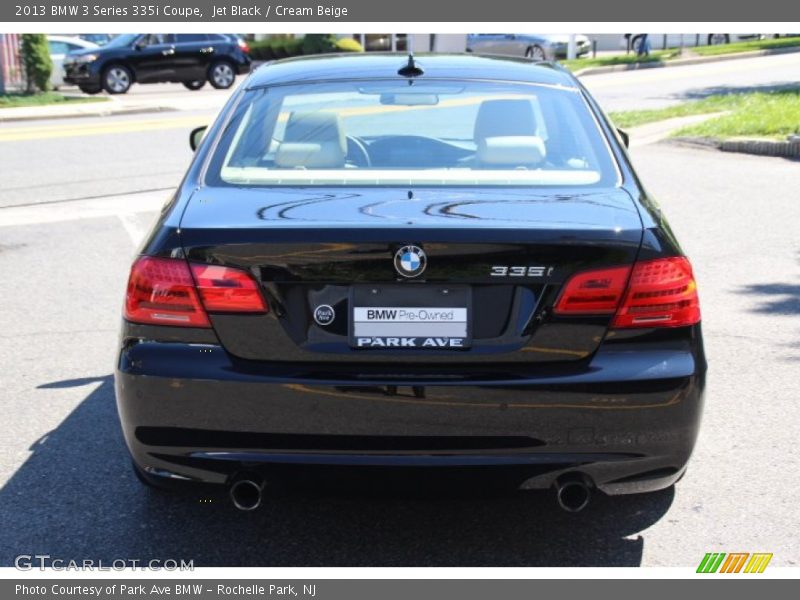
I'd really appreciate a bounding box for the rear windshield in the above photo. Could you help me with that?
[205,79,619,187]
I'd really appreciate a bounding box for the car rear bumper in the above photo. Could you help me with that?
[115,337,705,495]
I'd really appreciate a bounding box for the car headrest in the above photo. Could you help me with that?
[275,111,346,169]
[473,99,537,142]
[476,136,546,167]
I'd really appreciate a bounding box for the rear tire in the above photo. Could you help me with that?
[525,45,546,61]
[102,64,132,94]
[208,61,236,89]
[708,34,730,45]
[183,80,206,91]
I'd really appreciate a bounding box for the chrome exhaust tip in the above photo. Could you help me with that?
[554,474,592,513]
[229,477,264,511]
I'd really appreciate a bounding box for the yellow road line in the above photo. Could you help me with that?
[0,115,208,143]
[0,93,544,143]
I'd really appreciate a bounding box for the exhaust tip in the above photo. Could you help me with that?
[555,474,592,513]
[229,478,264,511]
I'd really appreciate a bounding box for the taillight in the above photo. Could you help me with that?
[554,266,631,314]
[238,39,249,53]
[612,257,700,328]
[554,256,701,328]
[124,257,267,327]
[190,264,266,313]
[124,257,210,327]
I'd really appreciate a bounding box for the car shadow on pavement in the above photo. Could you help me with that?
[677,81,800,101]
[0,376,674,567]
[739,282,800,316]
[739,277,800,359]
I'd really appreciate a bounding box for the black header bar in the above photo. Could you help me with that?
[3,0,797,22]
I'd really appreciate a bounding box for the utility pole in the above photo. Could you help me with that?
[567,34,577,60]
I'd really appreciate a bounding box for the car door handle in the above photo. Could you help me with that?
[161,48,175,56]
[200,47,215,54]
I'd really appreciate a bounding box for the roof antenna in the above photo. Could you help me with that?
[397,53,424,78]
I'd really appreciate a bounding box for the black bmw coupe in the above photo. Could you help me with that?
[116,54,706,512]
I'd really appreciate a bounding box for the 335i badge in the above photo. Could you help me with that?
[116,53,706,512]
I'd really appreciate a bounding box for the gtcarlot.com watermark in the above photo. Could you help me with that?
[15,554,194,571]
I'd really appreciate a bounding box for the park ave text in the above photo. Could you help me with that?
[16,584,316,597]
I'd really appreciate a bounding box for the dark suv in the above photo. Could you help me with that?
[63,33,251,94]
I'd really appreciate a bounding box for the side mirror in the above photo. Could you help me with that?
[190,126,208,151]
[617,128,629,148]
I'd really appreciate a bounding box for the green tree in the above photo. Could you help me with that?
[20,34,52,93]
[301,34,337,55]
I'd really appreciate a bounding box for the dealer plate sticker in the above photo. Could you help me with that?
[352,307,468,348]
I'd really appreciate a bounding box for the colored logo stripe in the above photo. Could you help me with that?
[697,553,726,573]
[720,553,749,573]
[697,552,773,573]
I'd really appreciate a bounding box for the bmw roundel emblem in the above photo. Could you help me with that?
[394,245,427,278]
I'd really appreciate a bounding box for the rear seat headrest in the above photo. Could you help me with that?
[474,99,537,142]
[476,135,546,167]
[276,111,346,169]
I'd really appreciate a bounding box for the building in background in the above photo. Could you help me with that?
[348,34,467,52]
[0,33,24,93]
[250,33,468,53]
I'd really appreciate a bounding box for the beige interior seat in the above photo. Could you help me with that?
[275,111,347,169]
[473,99,546,168]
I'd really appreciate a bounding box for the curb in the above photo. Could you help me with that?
[574,45,800,77]
[671,136,800,159]
[0,102,176,123]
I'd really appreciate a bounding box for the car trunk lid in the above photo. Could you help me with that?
[178,186,642,364]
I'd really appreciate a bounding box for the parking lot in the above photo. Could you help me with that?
[0,52,798,567]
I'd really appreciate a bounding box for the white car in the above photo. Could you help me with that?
[467,34,591,61]
[47,35,98,89]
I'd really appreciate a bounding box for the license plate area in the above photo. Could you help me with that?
[350,285,472,349]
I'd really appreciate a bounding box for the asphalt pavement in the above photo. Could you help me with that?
[583,50,800,110]
[0,54,798,567]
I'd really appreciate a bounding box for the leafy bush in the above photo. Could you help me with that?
[247,35,363,62]
[335,38,364,53]
[249,33,364,60]
[248,38,303,61]
[20,34,52,92]
[301,34,337,55]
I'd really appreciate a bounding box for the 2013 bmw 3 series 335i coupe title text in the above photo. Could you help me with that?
[116,54,705,512]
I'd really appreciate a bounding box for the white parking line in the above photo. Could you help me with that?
[117,212,154,246]
[0,190,169,244]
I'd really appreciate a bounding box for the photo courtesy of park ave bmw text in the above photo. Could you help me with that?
[0,0,798,593]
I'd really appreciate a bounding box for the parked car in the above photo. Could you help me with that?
[467,33,591,61]
[46,35,98,90]
[223,33,250,54]
[63,33,251,94]
[77,33,115,46]
[118,54,706,512]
